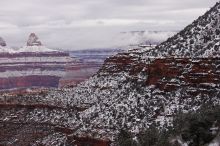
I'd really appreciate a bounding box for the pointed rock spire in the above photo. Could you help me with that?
[27,33,42,46]
[0,37,7,47]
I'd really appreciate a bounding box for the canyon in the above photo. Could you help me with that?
[0,53,219,145]
[0,2,220,146]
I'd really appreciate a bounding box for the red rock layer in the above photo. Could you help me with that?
[100,52,220,94]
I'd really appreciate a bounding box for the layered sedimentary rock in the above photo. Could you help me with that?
[0,34,73,90]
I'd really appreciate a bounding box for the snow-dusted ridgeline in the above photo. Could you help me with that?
[144,2,220,58]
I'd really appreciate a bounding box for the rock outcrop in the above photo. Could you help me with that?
[27,33,42,46]
[0,37,6,47]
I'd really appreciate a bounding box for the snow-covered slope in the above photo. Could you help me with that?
[18,46,56,53]
[145,2,220,58]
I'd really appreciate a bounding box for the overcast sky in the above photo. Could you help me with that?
[0,0,218,50]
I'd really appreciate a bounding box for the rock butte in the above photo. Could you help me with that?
[0,34,74,90]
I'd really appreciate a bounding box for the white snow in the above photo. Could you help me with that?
[0,69,66,78]
[17,46,57,53]
[0,46,18,53]
[0,56,72,64]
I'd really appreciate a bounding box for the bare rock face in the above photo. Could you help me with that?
[0,37,6,47]
[27,33,42,46]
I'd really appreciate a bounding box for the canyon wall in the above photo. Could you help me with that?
[0,52,73,90]
[0,55,219,145]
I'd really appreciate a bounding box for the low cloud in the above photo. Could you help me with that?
[0,0,218,50]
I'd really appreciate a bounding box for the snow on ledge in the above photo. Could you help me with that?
[17,46,57,53]
[0,46,61,54]
[0,46,18,53]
